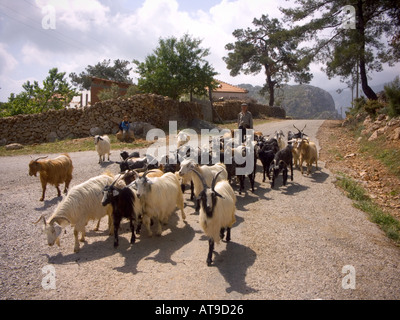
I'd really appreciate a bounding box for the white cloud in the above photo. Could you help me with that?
[36,0,110,31]
[0,43,18,76]
[21,42,53,66]
[0,0,398,102]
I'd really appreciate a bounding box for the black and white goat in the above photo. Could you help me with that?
[102,175,142,248]
[192,169,236,266]
[117,154,158,173]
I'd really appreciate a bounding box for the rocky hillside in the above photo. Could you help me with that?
[238,83,341,119]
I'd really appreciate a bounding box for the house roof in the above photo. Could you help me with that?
[213,79,248,94]
[91,77,131,88]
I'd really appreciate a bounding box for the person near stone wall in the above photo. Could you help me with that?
[116,115,135,142]
[237,103,253,142]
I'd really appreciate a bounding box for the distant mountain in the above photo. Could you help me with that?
[238,83,341,119]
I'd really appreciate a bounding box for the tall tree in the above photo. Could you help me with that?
[281,0,400,101]
[69,59,133,90]
[133,34,218,101]
[224,14,312,107]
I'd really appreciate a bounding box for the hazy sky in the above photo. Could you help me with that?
[0,0,398,102]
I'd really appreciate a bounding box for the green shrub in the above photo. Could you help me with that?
[364,99,385,117]
[384,76,400,118]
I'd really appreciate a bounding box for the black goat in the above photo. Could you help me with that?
[101,177,141,248]
[120,151,140,160]
[269,145,293,188]
[258,148,275,182]
[117,154,158,173]
[292,124,308,140]
[256,138,279,182]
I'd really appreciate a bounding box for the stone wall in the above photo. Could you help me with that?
[0,94,285,146]
[0,94,203,145]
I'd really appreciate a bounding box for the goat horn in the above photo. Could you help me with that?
[111,172,125,187]
[33,214,46,226]
[142,169,150,178]
[211,170,224,191]
[293,124,301,132]
[34,156,48,162]
[142,169,158,178]
[191,169,208,191]
[302,124,307,131]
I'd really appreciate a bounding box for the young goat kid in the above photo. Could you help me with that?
[192,169,236,266]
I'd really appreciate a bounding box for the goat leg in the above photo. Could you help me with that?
[190,181,194,201]
[220,227,225,240]
[249,174,255,192]
[207,238,214,266]
[195,198,200,213]
[73,229,80,253]
[283,168,288,186]
[129,218,136,244]
[55,185,61,197]
[290,159,294,181]
[113,217,120,248]
[40,180,46,201]
[226,227,231,242]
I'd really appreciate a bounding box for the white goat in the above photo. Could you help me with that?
[290,138,301,168]
[34,173,115,252]
[274,130,286,150]
[176,130,191,149]
[178,158,228,212]
[192,170,236,266]
[135,171,186,237]
[298,138,318,175]
[94,135,111,164]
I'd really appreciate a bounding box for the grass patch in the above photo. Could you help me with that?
[358,136,400,177]
[0,135,153,157]
[0,117,277,157]
[349,122,400,178]
[336,173,400,243]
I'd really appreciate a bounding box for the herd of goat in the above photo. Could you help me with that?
[31,124,318,266]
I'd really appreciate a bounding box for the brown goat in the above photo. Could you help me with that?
[29,154,73,201]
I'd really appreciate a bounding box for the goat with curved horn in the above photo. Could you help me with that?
[211,170,225,199]
[33,156,48,162]
[191,168,208,191]
[33,214,46,226]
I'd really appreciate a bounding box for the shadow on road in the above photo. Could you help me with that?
[213,241,257,295]
[280,182,309,196]
[47,213,196,275]
[34,196,62,212]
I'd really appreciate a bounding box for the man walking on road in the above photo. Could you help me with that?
[238,102,253,142]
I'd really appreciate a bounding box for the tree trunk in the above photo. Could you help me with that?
[356,0,378,100]
[265,67,276,107]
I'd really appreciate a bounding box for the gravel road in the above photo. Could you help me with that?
[0,119,399,300]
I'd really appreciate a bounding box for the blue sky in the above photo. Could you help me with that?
[0,0,398,103]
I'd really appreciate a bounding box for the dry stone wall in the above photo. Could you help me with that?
[0,94,203,145]
[0,94,285,146]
